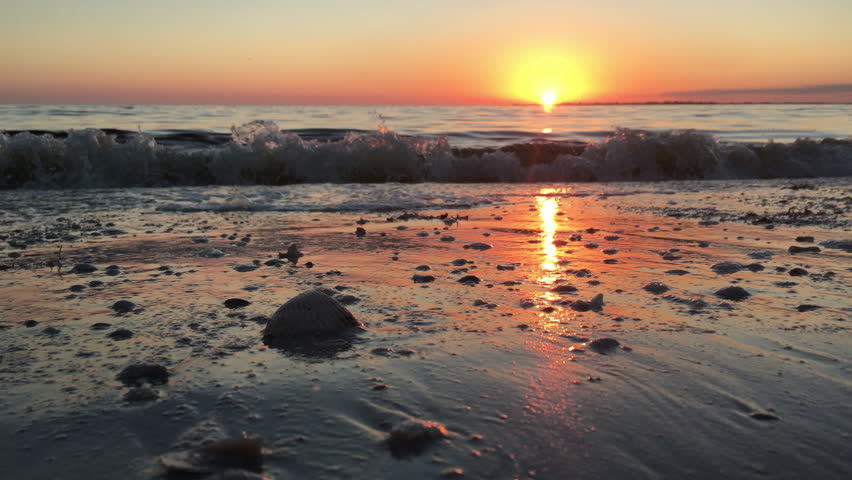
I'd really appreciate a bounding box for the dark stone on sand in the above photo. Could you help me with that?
[412,274,435,283]
[117,363,169,386]
[451,258,468,266]
[91,322,112,330]
[108,329,134,340]
[69,284,86,292]
[415,265,430,271]
[124,387,159,402]
[70,263,97,274]
[603,259,619,264]
[387,419,448,457]
[42,326,60,335]
[796,304,821,312]
[642,281,670,294]
[819,239,852,252]
[589,337,620,353]
[458,275,481,285]
[795,236,814,243]
[715,286,750,301]
[570,300,592,312]
[262,259,283,267]
[336,294,360,305]
[788,246,820,254]
[463,242,492,251]
[711,261,745,274]
[665,269,690,275]
[355,227,366,237]
[789,268,809,277]
[233,264,259,272]
[88,280,104,288]
[111,300,136,313]
[224,298,251,309]
[746,263,765,272]
[749,412,780,421]
[551,285,578,293]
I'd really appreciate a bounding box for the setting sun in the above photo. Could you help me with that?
[500,49,589,104]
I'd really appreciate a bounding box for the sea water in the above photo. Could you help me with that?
[1,104,850,187]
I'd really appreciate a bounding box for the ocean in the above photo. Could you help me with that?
[1,104,851,188]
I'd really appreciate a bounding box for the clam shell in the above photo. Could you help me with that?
[264,290,363,339]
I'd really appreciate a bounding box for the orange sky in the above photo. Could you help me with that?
[2,1,852,104]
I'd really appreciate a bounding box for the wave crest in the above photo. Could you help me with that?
[1,123,850,188]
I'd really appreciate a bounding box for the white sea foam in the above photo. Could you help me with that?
[1,122,850,188]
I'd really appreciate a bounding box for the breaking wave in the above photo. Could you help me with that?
[1,121,850,188]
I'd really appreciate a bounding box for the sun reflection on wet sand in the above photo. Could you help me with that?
[535,188,560,284]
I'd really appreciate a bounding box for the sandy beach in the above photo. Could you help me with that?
[1,179,849,479]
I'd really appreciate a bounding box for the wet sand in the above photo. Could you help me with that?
[1,179,850,479]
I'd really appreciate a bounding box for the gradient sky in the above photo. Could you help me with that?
[2,0,852,104]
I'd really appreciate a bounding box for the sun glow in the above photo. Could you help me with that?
[502,49,588,105]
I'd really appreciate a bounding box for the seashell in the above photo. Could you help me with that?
[263,290,363,339]
[589,293,604,310]
[158,435,264,474]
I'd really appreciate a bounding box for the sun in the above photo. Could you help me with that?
[541,91,557,108]
[500,48,589,105]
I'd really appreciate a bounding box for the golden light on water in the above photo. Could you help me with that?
[541,91,557,108]
[541,127,553,134]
